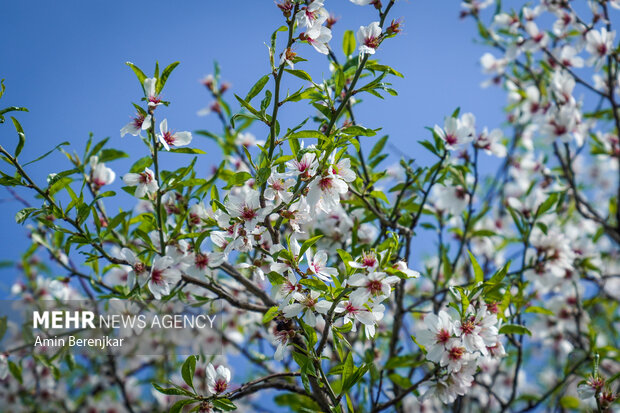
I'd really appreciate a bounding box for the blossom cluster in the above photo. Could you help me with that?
[417,303,505,403]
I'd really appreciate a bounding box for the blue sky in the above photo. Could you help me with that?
[0,1,506,292]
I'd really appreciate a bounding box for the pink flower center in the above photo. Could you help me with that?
[151,269,164,285]
[241,206,257,221]
[214,379,227,393]
[344,302,358,314]
[448,346,465,360]
[139,172,153,184]
[92,177,107,187]
[163,131,175,145]
[362,255,376,267]
[460,320,475,335]
[298,161,309,172]
[195,254,209,269]
[132,114,145,128]
[189,213,201,225]
[304,9,317,21]
[550,121,568,136]
[455,187,467,200]
[364,36,380,49]
[319,176,333,191]
[366,279,383,294]
[445,134,458,145]
[272,180,284,190]
[436,329,451,344]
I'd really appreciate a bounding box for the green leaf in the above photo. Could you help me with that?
[468,251,484,283]
[525,306,554,316]
[365,62,404,78]
[245,74,270,101]
[499,324,532,336]
[256,167,271,187]
[126,62,147,92]
[181,355,197,390]
[0,106,28,124]
[8,361,22,384]
[156,61,179,95]
[230,171,252,186]
[130,156,153,173]
[151,383,193,396]
[212,398,237,411]
[87,137,110,160]
[559,396,580,409]
[487,262,509,285]
[369,135,388,159]
[284,69,313,83]
[370,190,389,204]
[15,207,37,224]
[263,306,279,324]
[388,373,412,389]
[97,148,128,163]
[23,141,69,166]
[234,94,262,118]
[0,316,6,341]
[342,30,355,57]
[385,355,418,369]
[11,116,25,157]
[170,399,196,413]
[298,235,323,259]
[299,278,328,292]
[536,192,558,216]
[169,147,206,155]
[341,125,376,137]
[289,130,327,141]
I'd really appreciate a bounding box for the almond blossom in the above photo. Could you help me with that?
[206,363,231,395]
[305,25,332,55]
[144,77,162,109]
[306,249,338,282]
[225,189,269,230]
[148,256,181,299]
[0,355,7,380]
[475,127,506,157]
[585,27,615,68]
[357,22,382,56]
[434,116,473,150]
[307,171,348,213]
[335,300,384,337]
[157,119,192,151]
[120,112,152,137]
[184,251,225,279]
[89,156,116,188]
[347,271,399,305]
[330,156,356,183]
[349,251,380,271]
[417,310,455,363]
[434,184,470,216]
[264,171,295,205]
[122,167,159,198]
[295,0,328,29]
[286,152,318,179]
[120,247,148,289]
[271,271,304,303]
[281,290,329,326]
